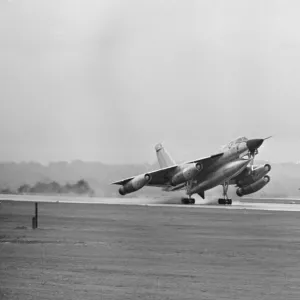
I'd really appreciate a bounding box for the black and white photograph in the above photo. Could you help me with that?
[1,0,300,299]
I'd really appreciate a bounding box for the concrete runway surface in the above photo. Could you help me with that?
[1,196,300,299]
[1,194,300,212]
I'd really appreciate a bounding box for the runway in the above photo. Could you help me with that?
[1,194,300,212]
[145,202,300,211]
[1,198,300,299]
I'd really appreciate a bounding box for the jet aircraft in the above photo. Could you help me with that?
[112,136,271,205]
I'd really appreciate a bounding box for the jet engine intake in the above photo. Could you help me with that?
[171,163,202,186]
[237,164,271,187]
[236,175,270,197]
[119,174,151,195]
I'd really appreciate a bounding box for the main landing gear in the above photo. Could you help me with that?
[181,197,195,205]
[182,181,196,204]
[218,182,232,205]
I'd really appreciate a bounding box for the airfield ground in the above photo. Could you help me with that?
[1,200,300,299]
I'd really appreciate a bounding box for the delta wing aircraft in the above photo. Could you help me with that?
[112,136,271,205]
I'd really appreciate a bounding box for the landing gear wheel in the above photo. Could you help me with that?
[181,198,187,205]
[189,198,195,205]
[218,198,224,205]
[218,198,232,205]
[181,198,195,205]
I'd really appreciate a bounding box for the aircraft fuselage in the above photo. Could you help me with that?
[184,142,249,195]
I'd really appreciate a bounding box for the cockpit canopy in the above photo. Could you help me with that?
[232,136,248,144]
[220,136,248,151]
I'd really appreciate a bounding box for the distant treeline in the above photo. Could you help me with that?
[1,179,94,196]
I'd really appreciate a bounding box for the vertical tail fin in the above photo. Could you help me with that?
[155,143,176,168]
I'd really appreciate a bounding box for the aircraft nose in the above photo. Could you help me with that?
[246,139,264,152]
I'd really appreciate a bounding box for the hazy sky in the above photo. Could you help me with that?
[1,0,300,164]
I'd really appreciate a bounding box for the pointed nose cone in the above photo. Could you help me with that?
[246,139,264,152]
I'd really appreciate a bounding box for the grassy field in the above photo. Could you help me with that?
[1,201,300,300]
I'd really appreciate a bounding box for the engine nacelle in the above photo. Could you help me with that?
[171,162,202,186]
[236,175,270,197]
[119,173,151,195]
[237,164,271,187]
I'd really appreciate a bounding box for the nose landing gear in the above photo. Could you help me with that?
[218,182,232,205]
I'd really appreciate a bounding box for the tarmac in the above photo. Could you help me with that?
[1,195,300,299]
[1,194,300,212]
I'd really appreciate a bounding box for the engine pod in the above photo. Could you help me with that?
[119,174,151,195]
[237,175,270,197]
[170,163,202,186]
[237,164,271,187]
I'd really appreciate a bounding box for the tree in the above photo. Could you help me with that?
[18,184,31,194]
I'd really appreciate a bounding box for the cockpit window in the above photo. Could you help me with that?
[219,136,248,151]
[236,136,248,143]
[226,137,248,149]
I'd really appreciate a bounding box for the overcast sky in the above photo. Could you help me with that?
[0,0,300,164]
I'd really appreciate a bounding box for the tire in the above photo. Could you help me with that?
[189,198,195,205]
[218,198,226,205]
[181,198,195,205]
[181,198,189,205]
[218,198,232,205]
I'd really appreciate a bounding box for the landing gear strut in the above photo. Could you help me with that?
[218,182,232,205]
